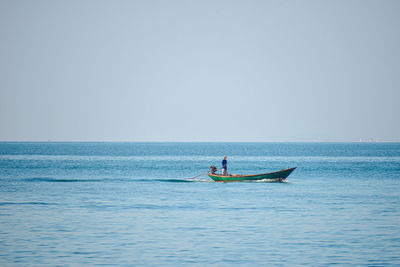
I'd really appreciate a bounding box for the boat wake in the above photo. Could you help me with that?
[24,177,105,183]
[152,178,289,183]
[155,178,195,183]
[250,179,289,183]
[155,178,211,183]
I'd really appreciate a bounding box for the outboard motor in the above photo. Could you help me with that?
[209,165,217,174]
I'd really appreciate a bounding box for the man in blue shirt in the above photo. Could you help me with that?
[222,156,227,176]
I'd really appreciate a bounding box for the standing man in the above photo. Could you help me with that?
[222,156,227,176]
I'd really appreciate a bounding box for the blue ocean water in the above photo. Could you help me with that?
[0,142,399,266]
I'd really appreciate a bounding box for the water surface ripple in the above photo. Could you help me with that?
[0,142,399,266]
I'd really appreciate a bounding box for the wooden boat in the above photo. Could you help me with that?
[208,167,296,182]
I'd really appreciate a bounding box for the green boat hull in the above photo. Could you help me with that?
[208,167,296,182]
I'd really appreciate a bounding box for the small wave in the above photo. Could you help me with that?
[250,179,289,183]
[133,178,211,183]
[25,177,104,183]
[0,202,55,206]
[155,178,196,183]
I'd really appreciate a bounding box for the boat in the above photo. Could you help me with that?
[208,167,296,182]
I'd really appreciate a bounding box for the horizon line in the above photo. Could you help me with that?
[0,140,399,143]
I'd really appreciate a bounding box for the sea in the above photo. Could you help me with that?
[0,142,399,266]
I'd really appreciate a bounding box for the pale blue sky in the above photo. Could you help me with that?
[1,0,399,141]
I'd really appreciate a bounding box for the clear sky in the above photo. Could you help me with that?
[1,0,399,142]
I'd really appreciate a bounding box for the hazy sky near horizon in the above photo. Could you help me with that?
[1,0,399,141]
